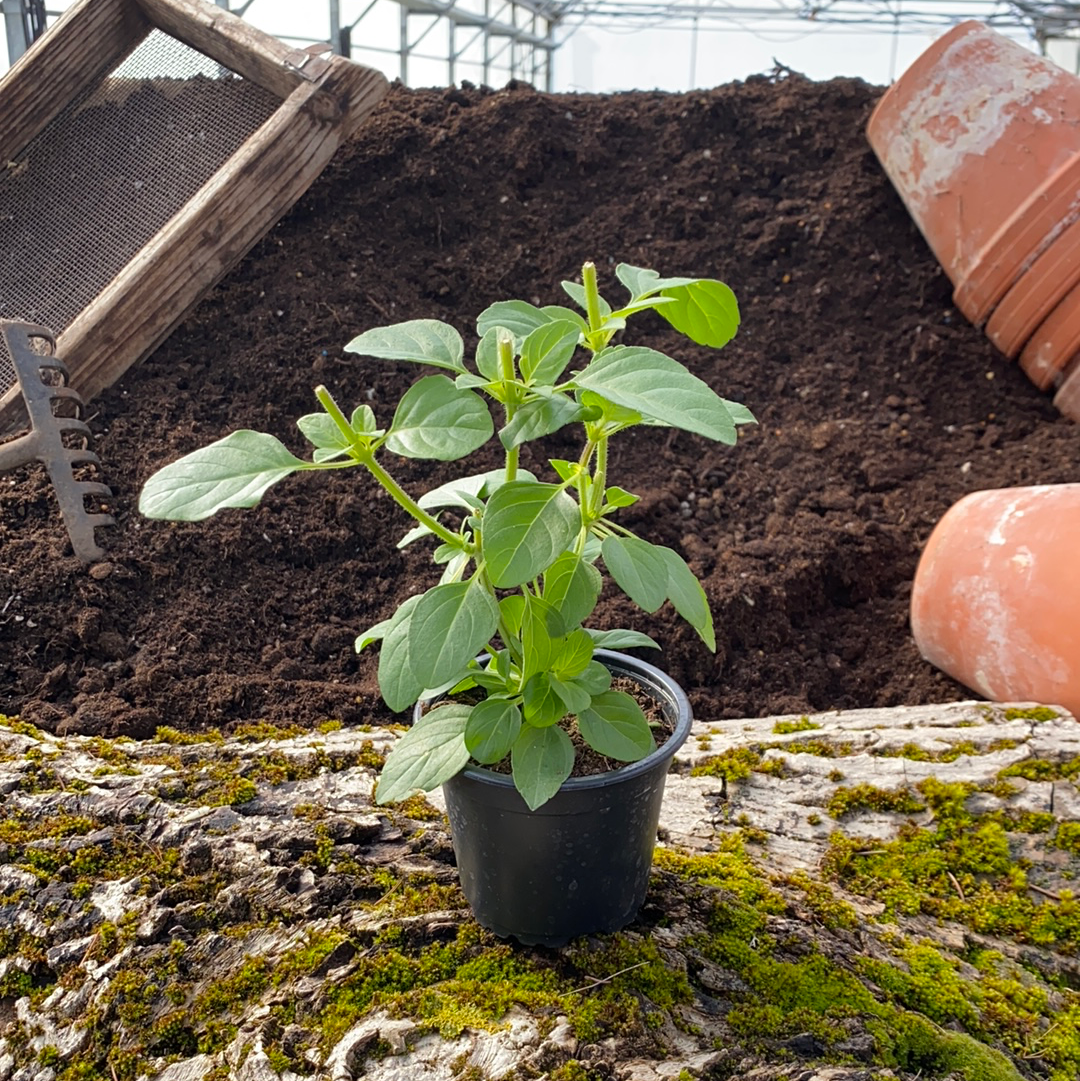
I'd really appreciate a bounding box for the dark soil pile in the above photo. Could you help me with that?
[3,74,1079,738]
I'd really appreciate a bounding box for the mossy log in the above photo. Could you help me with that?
[0,701,1078,1081]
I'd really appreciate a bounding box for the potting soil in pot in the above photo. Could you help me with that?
[3,74,1079,739]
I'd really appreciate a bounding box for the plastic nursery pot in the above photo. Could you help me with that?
[910,485,1080,718]
[438,649,692,948]
[866,20,1080,327]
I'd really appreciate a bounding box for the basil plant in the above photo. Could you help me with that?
[139,263,754,809]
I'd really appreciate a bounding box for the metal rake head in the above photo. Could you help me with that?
[0,320,115,561]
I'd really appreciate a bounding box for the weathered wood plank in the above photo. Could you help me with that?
[1,699,1077,1081]
[0,0,149,157]
[56,60,386,404]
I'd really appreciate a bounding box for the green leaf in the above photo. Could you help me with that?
[439,553,470,585]
[520,320,581,384]
[397,522,434,549]
[499,395,585,451]
[345,319,466,373]
[660,546,716,651]
[355,615,393,652]
[603,486,638,509]
[574,347,737,444]
[475,327,503,381]
[561,280,611,319]
[550,676,591,715]
[577,691,655,762]
[658,280,740,348]
[351,404,379,433]
[455,373,490,390]
[417,468,534,511]
[375,703,471,803]
[499,595,525,640]
[408,579,499,689]
[522,593,560,681]
[483,482,581,588]
[725,400,757,426]
[542,552,602,634]
[542,305,589,332]
[601,536,668,613]
[139,431,309,522]
[522,673,565,728]
[386,376,493,460]
[377,595,427,712]
[615,264,697,300]
[548,459,579,483]
[297,412,350,455]
[609,296,678,318]
[512,724,574,810]
[552,629,594,680]
[585,628,660,651]
[477,300,556,339]
[465,698,521,764]
[574,659,612,695]
[577,389,642,431]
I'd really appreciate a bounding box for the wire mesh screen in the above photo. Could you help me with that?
[0,28,280,411]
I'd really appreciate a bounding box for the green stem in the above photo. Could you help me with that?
[315,385,364,458]
[498,332,519,481]
[582,261,603,334]
[361,455,461,548]
[315,384,461,548]
[591,437,608,518]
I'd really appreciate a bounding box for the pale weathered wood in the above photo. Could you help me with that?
[58,60,388,403]
[134,0,320,100]
[0,0,149,157]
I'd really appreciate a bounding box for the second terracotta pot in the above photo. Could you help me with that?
[910,484,1080,718]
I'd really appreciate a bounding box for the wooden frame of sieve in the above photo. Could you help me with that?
[0,0,387,415]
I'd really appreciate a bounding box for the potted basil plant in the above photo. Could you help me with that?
[139,261,753,945]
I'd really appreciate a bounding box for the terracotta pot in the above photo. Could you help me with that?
[1018,278,1080,390]
[1052,353,1080,420]
[867,21,1080,328]
[983,214,1080,358]
[910,485,1080,717]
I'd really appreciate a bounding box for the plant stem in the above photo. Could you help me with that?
[361,456,462,548]
[314,385,364,457]
[591,437,608,518]
[582,261,603,334]
[315,384,462,548]
[498,332,519,481]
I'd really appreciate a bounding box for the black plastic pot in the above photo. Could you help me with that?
[437,649,693,947]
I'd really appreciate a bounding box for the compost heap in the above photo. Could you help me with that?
[3,73,1079,739]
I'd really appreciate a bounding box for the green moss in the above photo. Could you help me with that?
[822,780,1080,952]
[231,721,306,742]
[0,715,43,737]
[772,716,821,735]
[654,838,785,913]
[768,738,857,758]
[1053,822,1080,855]
[194,957,272,1020]
[318,719,344,734]
[690,746,761,780]
[783,871,858,930]
[395,794,444,822]
[1002,706,1060,722]
[826,784,925,819]
[153,725,225,745]
[999,757,1080,783]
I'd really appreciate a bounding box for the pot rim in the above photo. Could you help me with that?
[449,648,693,793]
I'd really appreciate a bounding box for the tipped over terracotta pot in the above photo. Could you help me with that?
[867,21,1080,329]
[911,485,1080,718]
